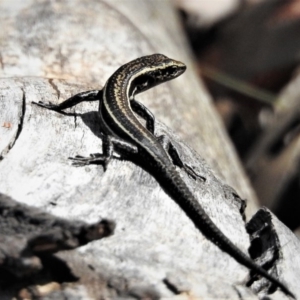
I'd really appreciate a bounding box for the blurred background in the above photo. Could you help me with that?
[176,0,300,236]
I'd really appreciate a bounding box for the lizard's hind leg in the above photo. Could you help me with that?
[157,135,205,181]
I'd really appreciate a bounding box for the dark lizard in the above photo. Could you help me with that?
[33,54,294,298]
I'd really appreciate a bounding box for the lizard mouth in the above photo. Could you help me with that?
[166,64,186,78]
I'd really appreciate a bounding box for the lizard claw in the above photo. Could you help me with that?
[184,164,206,182]
[69,156,91,167]
[68,154,110,169]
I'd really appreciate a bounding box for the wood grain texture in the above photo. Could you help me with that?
[0,0,259,214]
[0,77,297,299]
[0,0,299,299]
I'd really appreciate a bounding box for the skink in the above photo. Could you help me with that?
[33,54,294,298]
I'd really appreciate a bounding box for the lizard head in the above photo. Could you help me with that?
[131,54,186,95]
[147,53,186,80]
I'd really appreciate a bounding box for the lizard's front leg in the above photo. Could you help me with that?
[32,90,102,111]
[130,99,155,134]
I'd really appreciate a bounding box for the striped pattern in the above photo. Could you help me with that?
[102,54,186,164]
[97,54,293,297]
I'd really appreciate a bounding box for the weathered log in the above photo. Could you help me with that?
[0,0,299,299]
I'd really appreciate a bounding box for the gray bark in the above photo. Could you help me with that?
[0,0,299,299]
